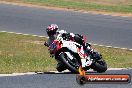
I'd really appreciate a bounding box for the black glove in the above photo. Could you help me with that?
[86,43,91,47]
[44,42,49,47]
[62,33,71,40]
[75,34,83,39]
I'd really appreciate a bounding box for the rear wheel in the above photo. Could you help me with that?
[59,52,80,73]
[56,63,67,72]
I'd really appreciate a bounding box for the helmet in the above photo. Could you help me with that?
[46,24,59,36]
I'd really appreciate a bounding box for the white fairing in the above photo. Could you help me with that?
[65,52,73,60]
[62,41,80,53]
[57,30,67,34]
[56,34,92,68]
[56,32,79,53]
[81,56,93,67]
[62,41,92,67]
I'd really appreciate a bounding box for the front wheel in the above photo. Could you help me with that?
[91,59,107,73]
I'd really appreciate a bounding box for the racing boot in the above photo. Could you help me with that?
[56,62,67,72]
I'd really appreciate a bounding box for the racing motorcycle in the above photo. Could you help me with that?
[48,33,107,73]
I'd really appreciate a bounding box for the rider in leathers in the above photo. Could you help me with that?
[44,24,92,72]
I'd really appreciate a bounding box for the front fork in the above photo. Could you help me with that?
[81,56,93,68]
[80,51,101,70]
[91,52,102,62]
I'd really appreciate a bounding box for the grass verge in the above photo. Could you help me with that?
[0,32,56,73]
[1,0,132,13]
[0,32,132,73]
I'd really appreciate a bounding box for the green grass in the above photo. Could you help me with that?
[23,0,132,13]
[3,0,132,13]
[0,32,132,73]
[0,32,56,73]
[93,45,132,68]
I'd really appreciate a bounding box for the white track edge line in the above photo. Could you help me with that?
[0,72,36,77]
[0,31,132,51]
[0,68,131,77]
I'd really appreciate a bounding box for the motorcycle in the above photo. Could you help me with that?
[48,33,107,73]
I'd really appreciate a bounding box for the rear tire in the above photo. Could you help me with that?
[56,63,67,72]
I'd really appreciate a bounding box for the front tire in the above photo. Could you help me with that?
[91,59,107,73]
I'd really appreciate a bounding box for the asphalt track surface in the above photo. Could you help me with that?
[0,3,132,88]
[0,3,132,49]
[0,69,131,88]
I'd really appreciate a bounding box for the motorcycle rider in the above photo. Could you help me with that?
[44,24,92,72]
